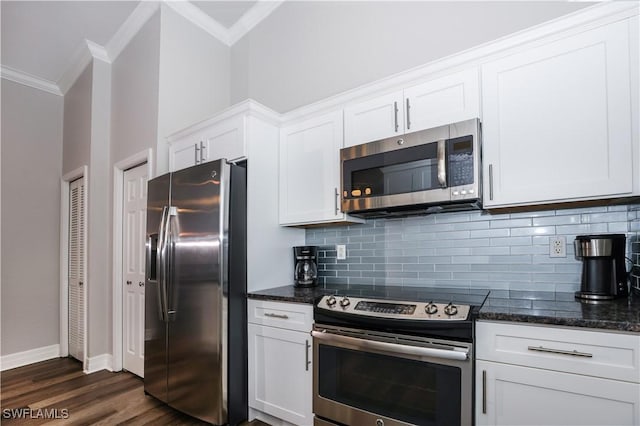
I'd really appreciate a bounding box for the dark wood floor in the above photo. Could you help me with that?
[0,358,266,425]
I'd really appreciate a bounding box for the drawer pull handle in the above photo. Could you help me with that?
[264,312,289,320]
[527,345,593,358]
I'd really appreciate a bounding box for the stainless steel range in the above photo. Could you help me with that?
[312,289,489,426]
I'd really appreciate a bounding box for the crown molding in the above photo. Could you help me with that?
[163,1,231,45]
[228,0,285,45]
[86,40,110,64]
[0,66,63,96]
[107,1,161,61]
[164,0,283,47]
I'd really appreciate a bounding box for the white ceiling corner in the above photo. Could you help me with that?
[165,0,284,47]
[228,0,285,45]
[164,1,232,45]
[1,0,282,95]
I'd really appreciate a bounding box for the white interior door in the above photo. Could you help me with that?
[68,177,85,362]
[122,164,148,377]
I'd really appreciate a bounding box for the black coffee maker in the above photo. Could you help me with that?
[293,246,318,287]
[574,234,628,301]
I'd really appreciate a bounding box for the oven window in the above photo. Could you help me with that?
[318,344,461,426]
[342,143,441,199]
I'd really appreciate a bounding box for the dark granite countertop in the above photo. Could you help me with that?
[479,289,640,333]
[248,284,640,333]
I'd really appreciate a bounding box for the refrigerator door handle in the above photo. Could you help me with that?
[157,206,169,322]
[166,206,178,322]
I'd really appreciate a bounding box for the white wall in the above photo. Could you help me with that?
[156,4,231,174]
[87,58,112,358]
[230,1,591,113]
[62,63,92,175]
[111,12,160,166]
[1,79,63,355]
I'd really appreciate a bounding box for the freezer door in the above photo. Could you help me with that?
[144,173,171,402]
[166,160,230,425]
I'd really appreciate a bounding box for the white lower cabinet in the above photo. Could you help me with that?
[477,360,640,426]
[248,300,313,426]
[476,321,640,426]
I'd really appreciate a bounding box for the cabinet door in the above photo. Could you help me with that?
[279,111,346,225]
[482,20,632,208]
[169,136,201,172]
[404,67,480,133]
[476,360,640,426]
[248,323,312,426]
[344,90,404,147]
[204,115,246,163]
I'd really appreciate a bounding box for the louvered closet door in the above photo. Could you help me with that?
[68,177,85,362]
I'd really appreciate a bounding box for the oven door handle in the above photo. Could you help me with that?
[311,330,469,361]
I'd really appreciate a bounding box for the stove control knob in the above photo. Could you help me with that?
[339,297,351,308]
[444,303,458,316]
[326,296,337,307]
[425,302,438,315]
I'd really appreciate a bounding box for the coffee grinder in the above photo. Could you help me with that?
[293,246,318,287]
[574,234,628,301]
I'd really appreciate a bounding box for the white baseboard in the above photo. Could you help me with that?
[0,344,61,371]
[84,353,114,374]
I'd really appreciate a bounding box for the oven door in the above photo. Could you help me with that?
[312,325,472,426]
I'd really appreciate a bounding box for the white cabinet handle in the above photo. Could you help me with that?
[334,187,340,215]
[305,339,311,371]
[406,98,411,130]
[527,345,593,358]
[194,143,200,164]
[482,370,487,414]
[264,312,289,320]
[488,164,494,200]
[394,101,399,132]
[199,141,206,163]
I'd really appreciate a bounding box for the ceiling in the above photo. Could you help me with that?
[0,1,266,88]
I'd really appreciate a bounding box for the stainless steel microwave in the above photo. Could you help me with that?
[340,118,481,218]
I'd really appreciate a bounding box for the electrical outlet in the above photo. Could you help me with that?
[549,236,566,258]
[336,244,347,260]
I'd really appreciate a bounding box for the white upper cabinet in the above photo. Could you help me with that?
[344,90,404,147]
[343,68,480,147]
[280,110,363,226]
[482,19,633,208]
[169,132,209,172]
[404,68,480,134]
[168,114,247,172]
[204,115,247,163]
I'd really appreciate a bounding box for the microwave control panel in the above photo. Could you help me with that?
[448,135,478,200]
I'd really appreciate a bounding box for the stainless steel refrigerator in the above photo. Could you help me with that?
[144,159,247,425]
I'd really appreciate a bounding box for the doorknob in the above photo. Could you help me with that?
[139,281,144,287]
[126,280,132,285]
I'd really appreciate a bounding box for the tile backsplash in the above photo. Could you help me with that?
[306,204,640,293]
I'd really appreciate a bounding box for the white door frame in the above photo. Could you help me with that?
[60,165,89,371]
[112,149,153,372]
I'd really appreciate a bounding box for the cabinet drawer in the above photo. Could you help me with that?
[248,299,313,332]
[476,321,640,383]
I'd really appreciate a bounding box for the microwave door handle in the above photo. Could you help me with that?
[437,140,447,188]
